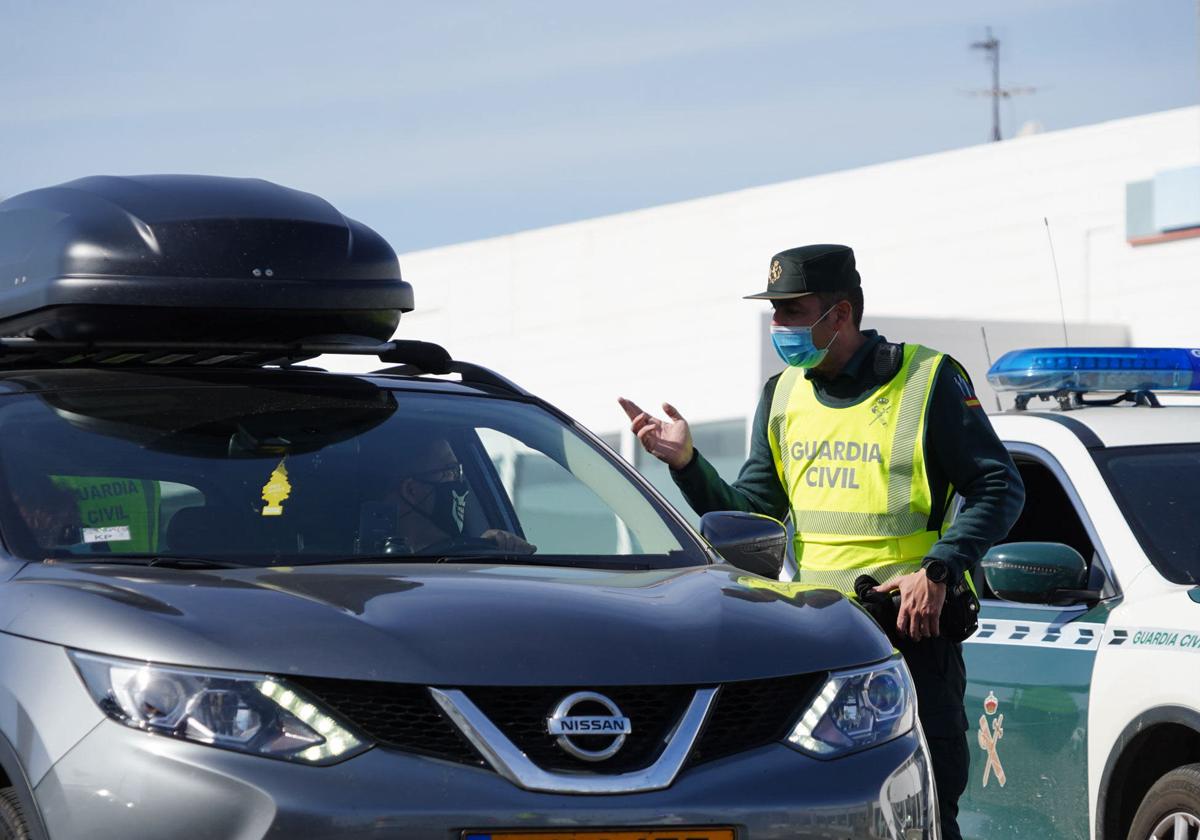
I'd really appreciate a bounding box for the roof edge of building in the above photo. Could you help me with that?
[402,105,1200,259]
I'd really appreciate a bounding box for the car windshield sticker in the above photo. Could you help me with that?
[978,691,1006,788]
[966,618,1102,649]
[82,525,132,544]
[261,459,291,517]
[1104,626,1200,651]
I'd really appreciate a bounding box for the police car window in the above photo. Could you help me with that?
[1094,444,1200,586]
[0,387,702,568]
[1004,459,1095,559]
[986,457,1098,598]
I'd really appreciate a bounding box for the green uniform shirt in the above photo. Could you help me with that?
[672,331,1025,582]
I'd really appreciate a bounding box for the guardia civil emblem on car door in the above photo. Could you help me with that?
[978,690,1006,788]
[546,691,632,762]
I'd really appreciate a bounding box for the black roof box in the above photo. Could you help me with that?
[0,175,413,342]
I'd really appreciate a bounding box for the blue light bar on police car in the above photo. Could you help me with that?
[987,347,1200,393]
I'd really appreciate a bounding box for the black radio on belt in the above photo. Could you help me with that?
[853,571,979,644]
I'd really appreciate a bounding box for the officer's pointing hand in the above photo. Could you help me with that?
[618,397,694,471]
[873,570,946,642]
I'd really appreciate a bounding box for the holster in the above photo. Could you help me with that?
[942,574,981,643]
[853,572,980,644]
[853,574,902,646]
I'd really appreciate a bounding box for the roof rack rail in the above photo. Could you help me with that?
[373,360,531,397]
[0,337,452,372]
[0,336,531,397]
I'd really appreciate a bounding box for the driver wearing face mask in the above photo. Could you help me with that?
[390,438,535,555]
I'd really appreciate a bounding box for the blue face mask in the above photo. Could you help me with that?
[770,305,840,368]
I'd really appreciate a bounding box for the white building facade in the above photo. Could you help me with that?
[342,107,1200,518]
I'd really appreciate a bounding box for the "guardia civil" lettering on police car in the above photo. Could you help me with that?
[1132,630,1200,649]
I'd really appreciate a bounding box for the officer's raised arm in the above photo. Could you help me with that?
[617,397,694,470]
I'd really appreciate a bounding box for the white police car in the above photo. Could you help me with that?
[955,347,1200,840]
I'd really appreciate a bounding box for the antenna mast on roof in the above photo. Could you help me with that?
[968,27,1037,141]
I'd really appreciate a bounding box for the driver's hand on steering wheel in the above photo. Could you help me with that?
[481,529,537,555]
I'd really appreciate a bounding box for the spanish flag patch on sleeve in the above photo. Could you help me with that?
[953,371,983,408]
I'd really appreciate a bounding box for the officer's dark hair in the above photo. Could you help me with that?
[816,288,864,330]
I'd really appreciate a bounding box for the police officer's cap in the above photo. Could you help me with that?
[744,244,861,300]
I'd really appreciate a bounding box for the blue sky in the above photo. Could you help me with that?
[1,0,1197,252]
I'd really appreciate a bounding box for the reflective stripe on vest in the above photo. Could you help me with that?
[768,344,945,592]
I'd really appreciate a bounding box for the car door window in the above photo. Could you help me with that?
[479,428,633,555]
[990,457,1110,594]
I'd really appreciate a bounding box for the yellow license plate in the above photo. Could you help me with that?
[465,830,734,840]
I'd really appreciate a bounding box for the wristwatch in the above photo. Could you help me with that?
[923,559,950,585]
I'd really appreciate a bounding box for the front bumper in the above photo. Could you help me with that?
[34,720,935,840]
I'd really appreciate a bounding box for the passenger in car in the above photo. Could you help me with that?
[11,475,82,551]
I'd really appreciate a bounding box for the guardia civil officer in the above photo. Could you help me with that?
[619,244,1024,840]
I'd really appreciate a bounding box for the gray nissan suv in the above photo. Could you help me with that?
[0,175,937,840]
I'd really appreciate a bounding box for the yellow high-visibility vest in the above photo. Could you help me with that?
[51,475,162,552]
[768,344,953,594]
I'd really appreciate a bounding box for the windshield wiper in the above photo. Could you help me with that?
[302,554,651,570]
[47,555,244,570]
[301,553,529,567]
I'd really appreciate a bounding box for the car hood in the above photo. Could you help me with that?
[1,562,890,685]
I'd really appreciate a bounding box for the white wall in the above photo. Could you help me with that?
[330,106,1200,439]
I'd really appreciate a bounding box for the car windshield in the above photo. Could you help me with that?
[1093,443,1200,585]
[0,379,705,569]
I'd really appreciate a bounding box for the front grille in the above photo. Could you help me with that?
[690,673,824,765]
[288,671,824,772]
[465,684,695,773]
[289,676,484,766]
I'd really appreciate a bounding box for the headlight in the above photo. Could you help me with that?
[69,651,370,765]
[785,654,915,758]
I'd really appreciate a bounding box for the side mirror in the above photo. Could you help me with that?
[700,511,787,580]
[982,542,1096,605]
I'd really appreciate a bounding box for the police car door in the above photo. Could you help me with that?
[958,444,1115,840]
